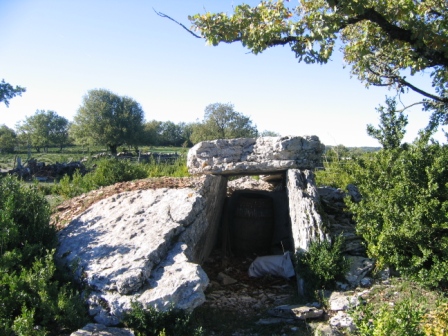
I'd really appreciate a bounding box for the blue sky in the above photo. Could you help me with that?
[1,0,445,147]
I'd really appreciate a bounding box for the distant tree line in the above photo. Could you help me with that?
[0,88,280,155]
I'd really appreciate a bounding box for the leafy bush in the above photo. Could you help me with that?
[422,302,448,336]
[0,176,89,335]
[314,158,356,189]
[145,157,189,178]
[54,157,189,199]
[295,235,349,298]
[350,297,426,336]
[0,175,55,261]
[346,143,448,288]
[56,169,92,199]
[123,301,203,336]
[87,158,148,187]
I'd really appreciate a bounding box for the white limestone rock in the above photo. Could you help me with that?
[70,323,135,336]
[286,169,329,252]
[187,136,325,175]
[328,292,360,311]
[345,256,375,288]
[268,304,324,320]
[56,176,227,326]
[329,311,356,331]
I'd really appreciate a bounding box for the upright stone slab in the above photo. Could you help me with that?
[187,136,324,175]
[56,175,227,326]
[286,169,329,252]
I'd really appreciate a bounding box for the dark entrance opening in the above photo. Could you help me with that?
[232,193,274,256]
[220,187,294,258]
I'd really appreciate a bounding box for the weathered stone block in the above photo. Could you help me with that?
[70,323,135,336]
[286,169,329,252]
[187,136,325,175]
[56,175,227,326]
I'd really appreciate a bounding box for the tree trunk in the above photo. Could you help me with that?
[109,144,118,155]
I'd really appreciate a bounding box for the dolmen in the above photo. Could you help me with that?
[56,135,329,326]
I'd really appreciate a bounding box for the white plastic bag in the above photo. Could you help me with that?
[248,252,295,279]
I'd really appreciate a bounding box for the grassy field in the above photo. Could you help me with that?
[0,145,187,171]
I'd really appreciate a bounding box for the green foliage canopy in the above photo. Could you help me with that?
[0,79,26,108]
[71,89,145,155]
[143,120,163,146]
[0,124,17,153]
[188,0,448,127]
[367,97,409,149]
[143,120,194,147]
[190,102,258,144]
[16,110,69,152]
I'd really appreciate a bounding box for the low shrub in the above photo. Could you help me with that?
[422,302,448,336]
[350,297,426,336]
[123,301,203,336]
[0,176,89,335]
[55,169,91,198]
[314,158,356,189]
[346,144,448,289]
[87,158,148,187]
[0,175,55,261]
[145,157,189,177]
[54,157,189,199]
[295,235,349,299]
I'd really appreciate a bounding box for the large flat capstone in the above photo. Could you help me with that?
[56,175,227,326]
[187,136,325,175]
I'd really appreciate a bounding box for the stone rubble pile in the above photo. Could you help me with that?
[319,185,366,256]
[3,157,87,181]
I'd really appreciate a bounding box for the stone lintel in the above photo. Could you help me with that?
[187,135,325,176]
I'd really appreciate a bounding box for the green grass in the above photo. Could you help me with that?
[346,278,447,335]
[1,146,189,206]
[0,145,187,168]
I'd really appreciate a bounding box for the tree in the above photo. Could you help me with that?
[0,124,17,153]
[70,89,145,155]
[16,110,69,152]
[260,130,281,137]
[163,1,447,129]
[0,79,26,107]
[50,117,70,151]
[179,122,195,147]
[190,103,258,144]
[143,120,163,146]
[158,121,185,147]
[143,120,195,148]
[324,144,350,162]
[367,97,409,149]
